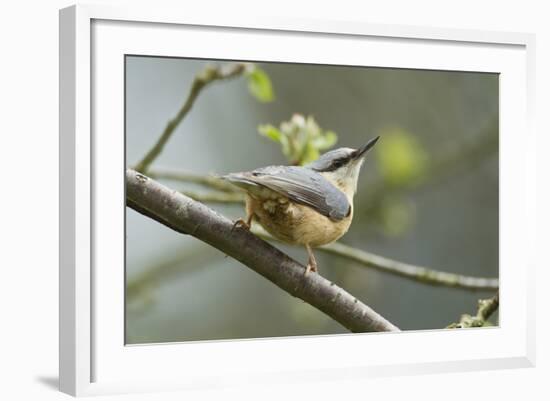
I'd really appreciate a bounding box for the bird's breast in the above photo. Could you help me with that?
[246,194,353,247]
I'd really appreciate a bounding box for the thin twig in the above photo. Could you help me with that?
[134,63,247,173]
[477,293,500,321]
[126,169,400,333]
[179,190,245,204]
[149,167,239,192]
[127,244,219,301]
[319,242,498,291]
[447,293,499,328]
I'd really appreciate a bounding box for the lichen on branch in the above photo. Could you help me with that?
[447,293,499,328]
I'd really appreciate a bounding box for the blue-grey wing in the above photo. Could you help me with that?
[223,166,350,221]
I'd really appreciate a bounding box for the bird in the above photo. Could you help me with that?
[221,136,380,275]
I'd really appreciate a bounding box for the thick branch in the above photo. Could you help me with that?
[126,169,399,333]
[134,63,247,173]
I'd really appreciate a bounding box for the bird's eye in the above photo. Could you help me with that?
[332,159,345,168]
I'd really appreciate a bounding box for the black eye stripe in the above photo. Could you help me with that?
[307,150,354,172]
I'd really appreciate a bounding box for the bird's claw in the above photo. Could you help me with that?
[304,262,318,275]
[232,218,251,232]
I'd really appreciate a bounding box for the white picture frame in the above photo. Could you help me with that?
[59,4,536,397]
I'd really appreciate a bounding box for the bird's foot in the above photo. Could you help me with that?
[232,218,251,231]
[304,262,318,275]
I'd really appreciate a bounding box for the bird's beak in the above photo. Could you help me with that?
[353,136,380,160]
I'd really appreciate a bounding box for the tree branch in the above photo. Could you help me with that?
[134,63,247,174]
[447,293,499,328]
[178,190,245,204]
[127,244,219,302]
[148,167,239,192]
[319,242,498,291]
[126,169,399,333]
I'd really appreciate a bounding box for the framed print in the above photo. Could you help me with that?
[59,4,536,396]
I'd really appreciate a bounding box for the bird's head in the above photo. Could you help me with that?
[306,136,380,195]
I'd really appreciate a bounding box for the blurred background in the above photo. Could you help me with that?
[125,56,498,344]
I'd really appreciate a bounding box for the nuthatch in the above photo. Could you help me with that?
[222,136,380,274]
